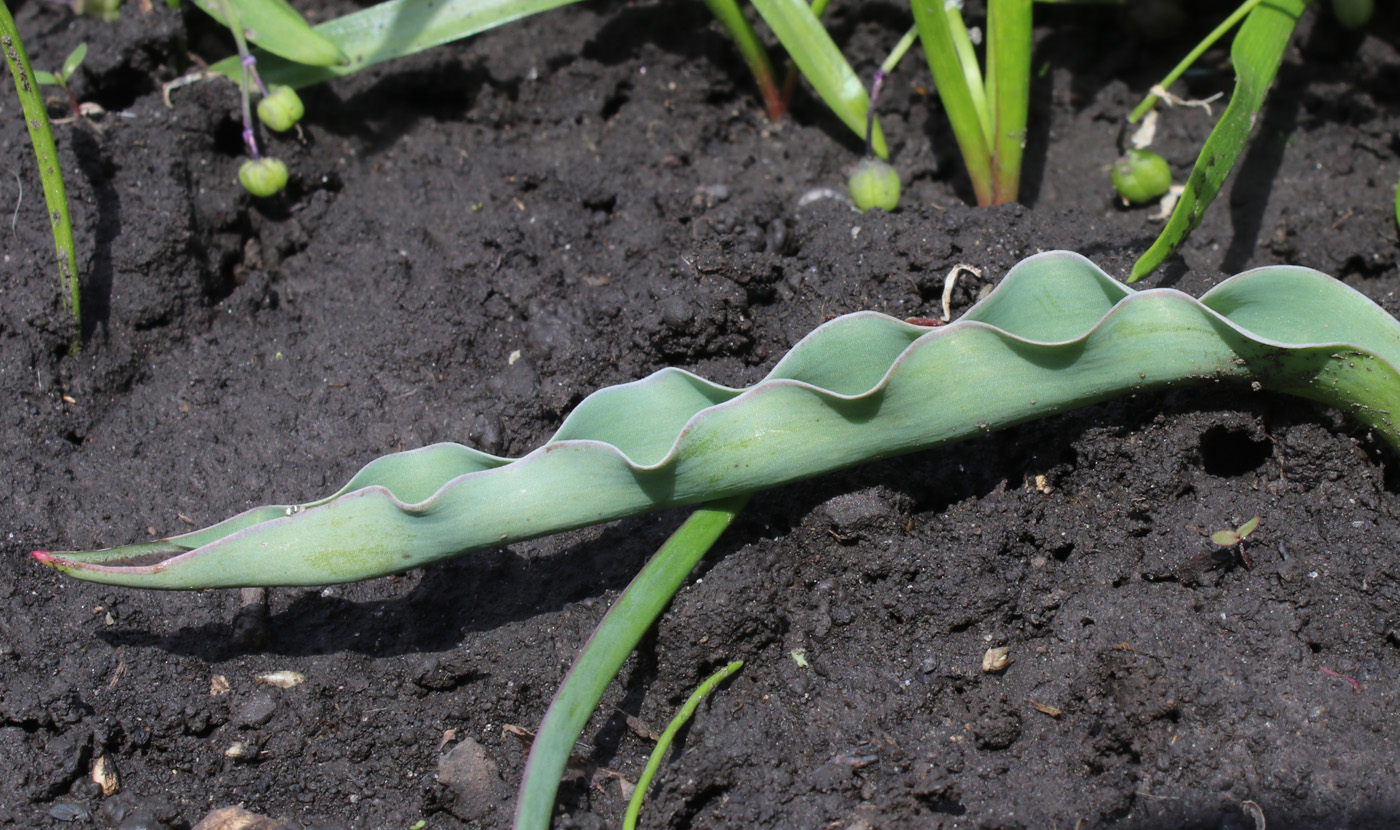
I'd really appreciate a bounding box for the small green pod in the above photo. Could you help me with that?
[257,85,305,132]
[239,158,289,197]
[1331,0,1372,29]
[1111,149,1172,205]
[848,157,901,212]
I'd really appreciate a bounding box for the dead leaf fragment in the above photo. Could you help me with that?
[982,646,1012,673]
[91,754,120,796]
[254,670,305,689]
[210,675,231,696]
[1030,700,1063,718]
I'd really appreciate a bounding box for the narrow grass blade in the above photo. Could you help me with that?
[208,0,587,88]
[514,497,749,830]
[749,0,887,158]
[703,0,785,121]
[193,0,348,67]
[622,660,744,830]
[986,0,1031,204]
[1130,0,1309,280]
[911,0,993,204]
[0,1,81,352]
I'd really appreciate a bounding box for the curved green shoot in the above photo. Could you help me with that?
[514,498,749,830]
[34,250,1400,590]
[1130,0,1310,280]
[621,660,744,830]
[0,1,81,353]
[192,0,348,67]
[1126,0,1263,125]
[703,0,785,121]
[749,0,887,158]
[207,0,586,89]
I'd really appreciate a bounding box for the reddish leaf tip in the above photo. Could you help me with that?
[31,550,55,565]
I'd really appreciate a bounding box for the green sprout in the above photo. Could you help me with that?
[621,660,744,830]
[33,42,87,120]
[35,252,1400,825]
[1111,149,1172,205]
[1210,515,1261,569]
[0,2,82,353]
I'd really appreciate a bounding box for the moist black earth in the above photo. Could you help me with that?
[2,1,1400,828]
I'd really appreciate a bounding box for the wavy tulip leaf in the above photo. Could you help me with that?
[35,251,1400,589]
[1130,0,1310,280]
[192,0,348,67]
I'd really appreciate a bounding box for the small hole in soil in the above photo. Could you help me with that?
[600,82,631,120]
[927,800,967,816]
[1308,641,1322,653]
[1199,426,1271,477]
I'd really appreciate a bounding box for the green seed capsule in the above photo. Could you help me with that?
[848,157,901,212]
[239,158,289,197]
[1331,0,1372,29]
[257,86,305,132]
[1111,149,1172,205]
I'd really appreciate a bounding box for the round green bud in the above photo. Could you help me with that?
[1111,149,1172,205]
[239,158,289,197]
[848,157,901,212]
[256,85,305,132]
[1331,0,1372,29]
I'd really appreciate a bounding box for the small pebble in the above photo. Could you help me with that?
[49,802,91,822]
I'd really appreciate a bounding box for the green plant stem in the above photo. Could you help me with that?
[514,495,750,830]
[1128,0,1262,124]
[0,0,81,353]
[880,25,919,76]
[987,0,1031,204]
[703,0,785,120]
[217,0,261,158]
[622,660,745,830]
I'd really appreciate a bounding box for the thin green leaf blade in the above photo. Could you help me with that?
[514,499,749,830]
[1130,0,1309,280]
[0,0,81,351]
[191,0,348,67]
[59,42,86,82]
[911,0,994,204]
[749,0,887,158]
[33,69,60,85]
[986,0,1032,204]
[209,0,586,88]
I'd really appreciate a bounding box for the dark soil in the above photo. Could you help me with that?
[3,1,1400,828]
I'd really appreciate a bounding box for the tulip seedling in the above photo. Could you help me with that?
[33,42,87,120]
